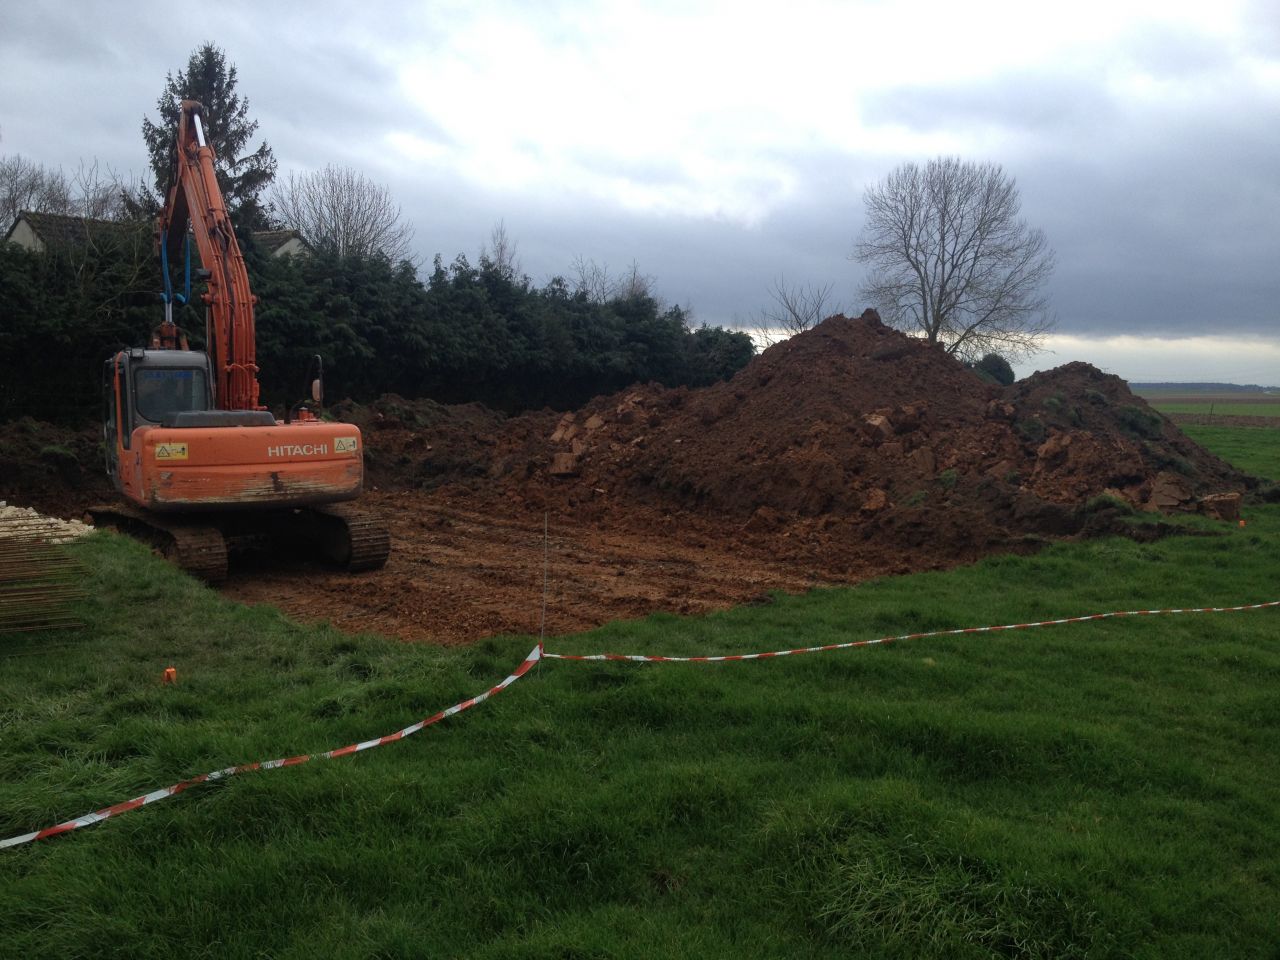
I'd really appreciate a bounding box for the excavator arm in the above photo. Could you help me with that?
[156,99,261,412]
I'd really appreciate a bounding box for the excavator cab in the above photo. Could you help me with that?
[133,362,210,424]
[103,349,214,486]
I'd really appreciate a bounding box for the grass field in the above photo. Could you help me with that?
[1141,393,1280,419]
[1178,423,1280,483]
[1148,401,1280,417]
[2,431,1278,959]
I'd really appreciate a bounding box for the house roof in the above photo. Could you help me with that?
[4,210,147,247]
[4,211,308,254]
[251,229,309,252]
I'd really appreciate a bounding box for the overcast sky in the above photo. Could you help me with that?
[3,0,1278,383]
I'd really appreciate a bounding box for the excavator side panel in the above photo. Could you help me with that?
[118,422,365,511]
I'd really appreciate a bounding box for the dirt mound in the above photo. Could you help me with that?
[411,313,1249,545]
[598,310,999,518]
[327,394,525,493]
[349,312,1249,583]
[0,418,110,517]
[1006,362,1248,512]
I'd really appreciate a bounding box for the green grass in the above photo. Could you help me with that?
[2,430,1279,958]
[1178,424,1280,482]
[1147,400,1280,417]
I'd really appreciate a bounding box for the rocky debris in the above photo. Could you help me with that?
[743,505,782,533]
[548,452,580,477]
[1198,492,1241,521]
[895,402,927,433]
[1146,472,1193,510]
[0,502,93,543]
[861,413,895,443]
[860,488,889,514]
[986,400,1016,421]
[1006,362,1247,510]
[908,447,937,476]
[550,413,577,444]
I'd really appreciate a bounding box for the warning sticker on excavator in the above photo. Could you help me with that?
[335,437,358,453]
[155,443,189,461]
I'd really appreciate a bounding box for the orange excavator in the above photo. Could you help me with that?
[89,100,389,581]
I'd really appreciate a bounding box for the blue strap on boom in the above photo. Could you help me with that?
[160,228,173,306]
[179,232,191,306]
[158,230,193,309]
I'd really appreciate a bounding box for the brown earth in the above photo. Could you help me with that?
[0,313,1255,644]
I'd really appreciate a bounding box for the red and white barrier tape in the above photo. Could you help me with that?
[4,598,1278,850]
[0,644,543,851]
[542,600,1280,662]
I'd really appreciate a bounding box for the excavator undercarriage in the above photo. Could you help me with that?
[86,502,390,583]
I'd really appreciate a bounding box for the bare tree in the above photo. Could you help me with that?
[570,255,612,303]
[854,157,1055,361]
[0,154,72,225]
[480,219,521,278]
[616,260,655,300]
[71,160,139,221]
[569,256,655,303]
[1,151,147,225]
[271,164,415,262]
[751,276,842,347]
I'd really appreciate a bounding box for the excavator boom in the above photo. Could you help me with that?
[157,100,260,411]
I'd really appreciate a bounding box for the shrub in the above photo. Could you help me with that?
[971,353,1015,386]
[38,445,79,472]
[1084,493,1134,515]
[1016,419,1046,443]
[1141,441,1193,476]
[938,468,959,490]
[1116,405,1163,439]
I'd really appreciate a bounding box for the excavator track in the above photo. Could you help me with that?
[86,502,389,581]
[87,504,229,583]
[307,503,391,572]
[162,526,229,582]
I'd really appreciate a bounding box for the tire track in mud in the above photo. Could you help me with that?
[218,492,842,645]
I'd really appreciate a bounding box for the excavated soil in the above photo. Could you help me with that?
[0,313,1255,644]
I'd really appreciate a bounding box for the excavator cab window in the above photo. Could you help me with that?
[134,367,209,423]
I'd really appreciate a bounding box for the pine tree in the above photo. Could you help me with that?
[137,43,276,227]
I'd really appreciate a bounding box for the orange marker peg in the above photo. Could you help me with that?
[162,666,177,684]
[1239,519,1247,528]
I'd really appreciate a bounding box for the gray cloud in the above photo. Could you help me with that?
[853,56,1280,338]
[1,0,1277,364]
[863,73,1118,136]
